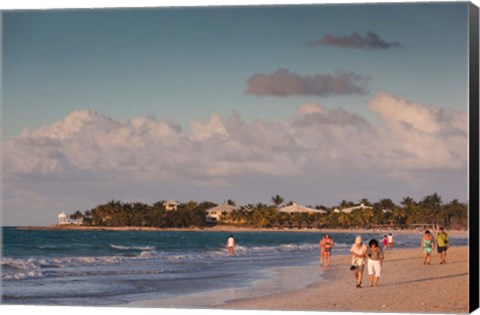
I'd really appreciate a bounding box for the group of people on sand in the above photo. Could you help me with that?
[349,235,384,288]
[320,227,450,289]
[226,228,450,289]
[320,233,385,288]
[382,233,394,249]
[420,227,449,265]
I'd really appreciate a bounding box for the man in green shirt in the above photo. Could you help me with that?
[436,227,449,264]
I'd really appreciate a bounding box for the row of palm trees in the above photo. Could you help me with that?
[70,193,468,230]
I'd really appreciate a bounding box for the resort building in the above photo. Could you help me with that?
[57,211,84,225]
[58,211,69,225]
[278,203,327,214]
[163,200,179,211]
[340,203,373,214]
[205,203,240,223]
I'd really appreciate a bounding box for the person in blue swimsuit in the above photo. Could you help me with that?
[421,230,435,265]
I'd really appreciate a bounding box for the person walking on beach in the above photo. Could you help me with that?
[323,234,334,267]
[366,239,384,287]
[382,235,388,249]
[387,233,394,249]
[350,236,367,288]
[319,234,326,266]
[436,227,449,264]
[226,234,236,256]
[421,230,435,265]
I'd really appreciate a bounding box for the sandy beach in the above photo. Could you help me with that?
[221,245,469,313]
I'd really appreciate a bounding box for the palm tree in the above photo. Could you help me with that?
[393,207,407,226]
[350,210,363,227]
[69,210,84,221]
[271,195,284,207]
[441,199,466,229]
[401,196,417,225]
[420,193,443,227]
[359,198,372,206]
[340,200,355,209]
[378,198,396,211]
[360,207,374,227]
[338,213,351,227]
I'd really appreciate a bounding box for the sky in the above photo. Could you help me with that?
[1,1,473,226]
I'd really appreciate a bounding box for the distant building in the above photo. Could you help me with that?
[278,203,327,214]
[58,211,69,225]
[205,203,240,223]
[340,203,373,214]
[163,200,179,211]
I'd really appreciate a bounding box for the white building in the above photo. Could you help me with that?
[163,200,179,211]
[205,203,239,223]
[278,203,327,214]
[340,203,373,214]
[58,211,69,225]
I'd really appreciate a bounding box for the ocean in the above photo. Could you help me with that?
[0,227,468,307]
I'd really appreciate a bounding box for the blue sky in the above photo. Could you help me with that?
[3,3,468,137]
[1,2,472,225]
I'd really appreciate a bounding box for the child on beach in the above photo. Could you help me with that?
[421,230,435,265]
[382,235,388,249]
[366,239,384,287]
[387,233,394,249]
[226,234,236,255]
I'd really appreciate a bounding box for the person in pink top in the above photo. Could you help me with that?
[382,235,388,249]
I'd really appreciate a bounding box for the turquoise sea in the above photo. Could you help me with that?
[0,227,468,307]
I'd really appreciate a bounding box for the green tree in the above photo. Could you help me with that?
[360,207,374,227]
[69,210,84,221]
[401,197,418,225]
[420,193,443,227]
[338,213,351,227]
[441,199,467,229]
[393,207,407,225]
[271,195,285,207]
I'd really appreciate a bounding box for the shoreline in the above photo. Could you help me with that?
[12,225,469,237]
[120,245,469,313]
[221,245,469,313]
[3,225,470,313]
[126,261,325,309]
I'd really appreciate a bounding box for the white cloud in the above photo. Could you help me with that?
[4,93,467,180]
[368,92,467,170]
[2,92,468,224]
[188,114,229,141]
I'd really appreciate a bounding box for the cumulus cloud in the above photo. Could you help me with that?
[245,68,369,97]
[305,31,402,50]
[4,93,466,182]
[368,92,467,170]
[3,94,468,225]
